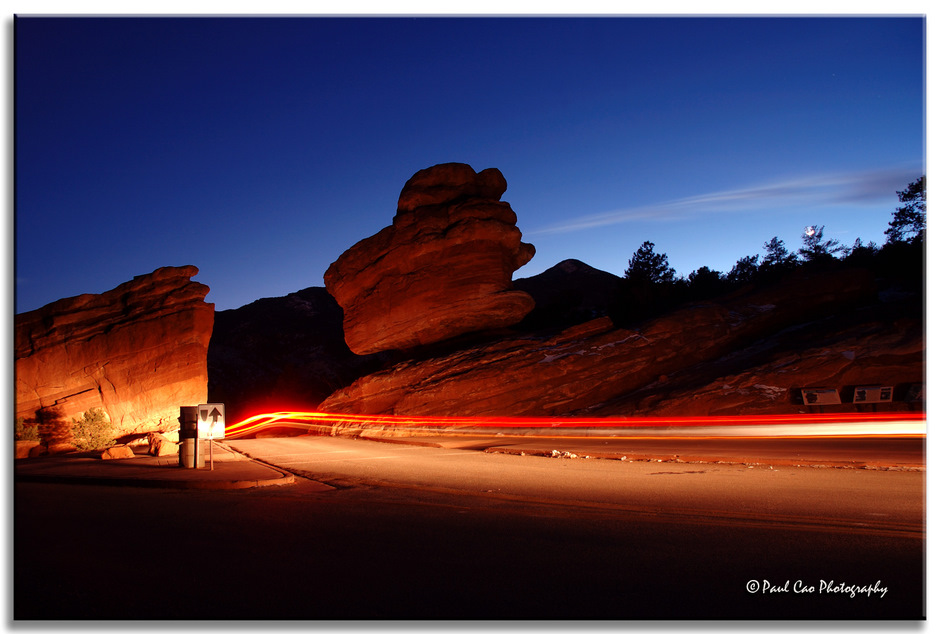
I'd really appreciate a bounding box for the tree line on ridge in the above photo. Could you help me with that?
[610,176,925,326]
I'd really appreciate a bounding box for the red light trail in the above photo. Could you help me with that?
[224,410,925,440]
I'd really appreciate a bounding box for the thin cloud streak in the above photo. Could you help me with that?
[529,166,920,236]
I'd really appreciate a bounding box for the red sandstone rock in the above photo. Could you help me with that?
[395,163,508,216]
[318,268,912,419]
[324,163,535,355]
[589,316,925,417]
[15,266,214,438]
[147,432,179,456]
[101,445,136,460]
[15,441,40,460]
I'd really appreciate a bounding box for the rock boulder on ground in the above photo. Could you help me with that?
[324,163,536,355]
[101,445,136,460]
[15,441,40,460]
[147,432,179,456]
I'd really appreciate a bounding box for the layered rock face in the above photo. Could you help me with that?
[324,163,536,355]
[318,268,918,418]
[590,311,925,417]
[15,266,214,437]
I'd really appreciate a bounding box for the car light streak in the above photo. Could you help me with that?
[224,411,926,439]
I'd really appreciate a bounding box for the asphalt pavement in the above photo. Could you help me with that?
[13,430,924,490]
[14,440,297,489]
[15,432,926,620]
[394,434,927,468]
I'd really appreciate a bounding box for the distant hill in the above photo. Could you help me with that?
[513,259,622,332]
[207,287,391,423]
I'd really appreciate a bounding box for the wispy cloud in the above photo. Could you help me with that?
[529,166,920,236]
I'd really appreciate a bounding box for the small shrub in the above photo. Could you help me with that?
[15,417,40,442]
[70,408,115,451]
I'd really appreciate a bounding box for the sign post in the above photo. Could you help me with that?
[799,388,841,406]
[852,386,894,404]
[197,403,225,471]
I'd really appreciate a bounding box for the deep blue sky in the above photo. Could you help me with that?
[15,16,925,313]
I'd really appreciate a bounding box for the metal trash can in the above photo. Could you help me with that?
[179,438,206,468]
[178,406,204,469]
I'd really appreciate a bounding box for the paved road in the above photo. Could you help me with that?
[226,436,924,535]
[344,433,925,467]
[15,435,924,620]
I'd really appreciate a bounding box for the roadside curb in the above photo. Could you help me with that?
[14,471,296,489]
[331,433,925,470]
[482,446,925,470]
[14,443,297,490]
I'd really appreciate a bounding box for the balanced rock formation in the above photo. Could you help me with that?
[318,267,906,419]
[324,163,536,355]
[15,266,214,439]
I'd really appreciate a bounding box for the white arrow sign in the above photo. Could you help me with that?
[197,403,226,439]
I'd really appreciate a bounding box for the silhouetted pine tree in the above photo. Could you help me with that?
[885,176,925,244]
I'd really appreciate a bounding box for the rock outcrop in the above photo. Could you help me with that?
[588,311,925,417]
[318,267,920,418]
[15,266,214,439]
[324,163,536,355]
